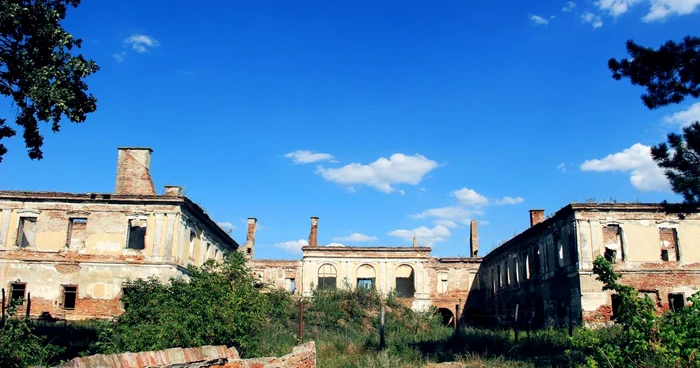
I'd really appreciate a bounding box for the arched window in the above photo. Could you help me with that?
[317,264,337,290]
[395,265,415,298]
[356,264,376,289]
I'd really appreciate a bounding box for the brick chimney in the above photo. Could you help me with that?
[164,185,183,197]
[469,219,479,257]
[529,209,545,227]
[308,217,319,247]
[115,147,155,195]
[242,218,257,259]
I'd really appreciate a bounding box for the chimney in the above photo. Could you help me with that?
[412,235,417,248]
[164,185,183,197]
[308,217,319,247]
[529,209,545,227]
[243,218,257,259]
[469,220,479,257]
[115,147,155,195]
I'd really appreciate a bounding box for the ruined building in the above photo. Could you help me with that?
[0,148,238,320]
[476,204,700,328]
[247,217,482,324]
[2,148,699,327]
[249,205,700,328]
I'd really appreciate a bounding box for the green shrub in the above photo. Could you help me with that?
[0,301,63,368]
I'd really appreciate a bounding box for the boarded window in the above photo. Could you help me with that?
[603,225,623,263]
[317,264,337,290]
[10,283,26,304]
[669,293,684,312]
[17,217,37,247]
[62,285,77,310]
[357,264,376,290]
[438,272,448,294]
[395,265,415,298]
[67,218,88,248]
[126,219,146,250]
[659,228,679,261]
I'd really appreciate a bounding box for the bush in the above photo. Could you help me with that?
[0,301,63,368]
[568,256,700,368]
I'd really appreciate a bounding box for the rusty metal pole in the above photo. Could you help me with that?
[379,303,385,350]
[1,288,5,325]
[298,301,304,343]
[26,292,31,319]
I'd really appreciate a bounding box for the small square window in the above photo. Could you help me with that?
[669,293,684,312]
[62,286,77,310]
[126,219,146,250]
[10,283,26,304]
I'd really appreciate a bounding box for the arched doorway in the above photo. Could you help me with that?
[438,307,454,326]
[395,265,415,298]
[357,264,376,289]
[317,264,337,290]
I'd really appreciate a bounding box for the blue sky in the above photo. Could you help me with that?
[1,0,700,259]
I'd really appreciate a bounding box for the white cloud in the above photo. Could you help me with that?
[112,51,126,63]
[452,188,489,207]
[556,162,567,173]
[493,196,525,205]
[663,102,700,127]
[123,34,160,53]
[595,0,700,21]
[644,0,700,21]
[563,1,577,11]
[531,15,550,25]
[388,225,451,246]
[433,219,458,228]
[274,239,308,253]
[216,221,235,234]
[581,12,604,28]
[316,153,439,193]
[411,188,523,229]
[410,206,482,225]
[284,150,336,164]
[332,233,378,242]
[581,143,670,192]
[326,242,346,247]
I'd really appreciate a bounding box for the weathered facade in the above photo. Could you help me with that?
[247,217,482,324]
[0,148,238,320]
[477,204,700,328]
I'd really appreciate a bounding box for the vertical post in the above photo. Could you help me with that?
[1,288,5,325]
[514,304,520,344]
[298,302,304,343]
[25,292,31,319]
[568,303,573,337]
[455,303,460,332]
[379,304,385,350]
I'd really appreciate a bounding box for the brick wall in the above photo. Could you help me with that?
[50,341,316,368]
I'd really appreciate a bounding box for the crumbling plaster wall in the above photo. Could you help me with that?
[248,260,301,292]
[300,248,434,310]
[575,210,700,324]
[478,212,581,327]
[0,199,230,320]
[427,259,481,311]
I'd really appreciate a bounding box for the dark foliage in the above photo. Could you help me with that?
[0,0,98,162]
[609,36,699,109]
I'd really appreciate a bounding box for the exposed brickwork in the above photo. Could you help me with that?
[115,148,156,196]
[51,342,316,368]
[308,217,318,247]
